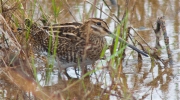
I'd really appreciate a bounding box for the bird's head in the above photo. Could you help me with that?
[83,18,149,57]
[83,18,111,37]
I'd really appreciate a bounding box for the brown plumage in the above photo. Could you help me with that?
[26,18,148,69]
[26,18,110,68]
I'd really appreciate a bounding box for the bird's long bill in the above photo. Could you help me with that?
[109,33,149,57]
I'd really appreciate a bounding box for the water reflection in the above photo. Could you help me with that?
[0,0,180,100]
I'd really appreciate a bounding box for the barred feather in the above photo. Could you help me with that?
[26,18,109,67]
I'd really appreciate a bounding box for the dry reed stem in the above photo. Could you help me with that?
[86,0,119,24]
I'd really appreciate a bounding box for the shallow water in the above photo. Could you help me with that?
[36,0,180,100]
[1,0,180,100]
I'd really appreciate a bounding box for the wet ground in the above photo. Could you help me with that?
[0,0,180,100]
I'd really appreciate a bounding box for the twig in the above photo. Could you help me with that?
[82,0,86,23]
[152,21,161,49]
[99,3,103,18]
[129,0,137,23]
[86,0,120,24]
[61,0,77,22]
[128,27,166,64]
[130,27,152,50]
[0,15,21,49]
[158,16,173,66]
[91,0,97,18]
[102,0,121,24]
[121,0,130,21]
[0,0,4,16]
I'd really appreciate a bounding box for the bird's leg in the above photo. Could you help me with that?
[80,64,85,78]
[56,57,70,80]
[74,66,80,78]
[64,68,72,79]
[80,64,91,78]
[91,62,96,76]
[84,65,88,74]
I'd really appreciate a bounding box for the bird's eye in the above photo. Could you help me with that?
[96,22,101,26]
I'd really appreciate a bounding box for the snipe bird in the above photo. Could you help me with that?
[25,18,148,70]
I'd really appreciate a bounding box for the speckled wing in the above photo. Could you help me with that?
[26,21,50,52]
[43,22,85,63]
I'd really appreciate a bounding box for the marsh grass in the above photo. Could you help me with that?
[0,0,157,100]
[0,0,128,99]
[51,0,62,22]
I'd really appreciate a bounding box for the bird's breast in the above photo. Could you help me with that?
[86,36,106,61]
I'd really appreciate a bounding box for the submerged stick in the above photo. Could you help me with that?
[158,16,173,66]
